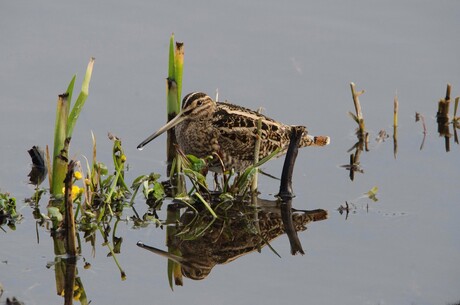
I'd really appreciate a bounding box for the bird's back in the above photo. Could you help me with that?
[210,102,328,171]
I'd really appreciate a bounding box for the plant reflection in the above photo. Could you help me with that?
[46,257,88,305]
[342,139,366,181]
[436,84,460,151]
[342,82,369,181]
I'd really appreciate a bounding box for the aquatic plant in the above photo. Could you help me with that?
[0,191,21,231]
[49,58,95,196]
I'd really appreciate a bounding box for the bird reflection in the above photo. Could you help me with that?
[138,198,327,281]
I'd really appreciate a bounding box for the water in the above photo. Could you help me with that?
[1,1,460,304]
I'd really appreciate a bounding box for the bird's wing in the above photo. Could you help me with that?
[213,102,291,161]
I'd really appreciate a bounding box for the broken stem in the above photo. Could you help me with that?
[64,160,77,257]
[393,94,399,159]
[251,118,262,203]
[350,82,366,138]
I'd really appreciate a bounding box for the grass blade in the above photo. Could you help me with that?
[67,57,95,138]
[168,34,175,80]
[194,192,217,219]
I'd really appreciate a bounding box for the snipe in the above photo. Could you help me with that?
[138,92,330,172]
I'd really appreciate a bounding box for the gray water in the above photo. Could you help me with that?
[1,1,460,304]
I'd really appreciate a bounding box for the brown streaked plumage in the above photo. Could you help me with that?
[138,92,330,172]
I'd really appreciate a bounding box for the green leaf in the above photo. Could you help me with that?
[48,206,63,222]
[67,57,95,138]
[194,192,217,218]
[65,75,76,118]
[51,94,69,196]
[131,174,150,189]
[96,162,108,176]
[167,79,179,117]
[168,34,175,80]
[186,154,207,172]
[153,182,165,201]
[174,42,184,105]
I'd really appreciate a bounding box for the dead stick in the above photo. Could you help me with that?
[64,160,77,257]
[350,82,366,137]
[350,82,364,120]
[445,83,451,101]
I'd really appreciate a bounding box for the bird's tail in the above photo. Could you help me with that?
[300,134,330,147]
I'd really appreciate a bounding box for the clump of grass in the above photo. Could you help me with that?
[49,58,95,197]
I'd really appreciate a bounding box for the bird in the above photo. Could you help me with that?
[137,92,330,172]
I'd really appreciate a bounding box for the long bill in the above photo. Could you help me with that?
[137,241,186,265]
[137,111,187,150]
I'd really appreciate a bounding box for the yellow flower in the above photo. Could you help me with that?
[74,171,83,180]
[61,185,83,201]
[120,154,127,163]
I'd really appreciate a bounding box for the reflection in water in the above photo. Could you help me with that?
[343,83,369,181]
[341,139,366,181]
[436,84,460,151]
[46,222,89,305]
[138,198,327,282]
[437,84,452,152]
[415,112,427,150]
[27,146,47,186]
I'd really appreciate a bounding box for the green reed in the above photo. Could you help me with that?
[50,58,95,196]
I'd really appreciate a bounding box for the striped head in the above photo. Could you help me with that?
[137,92,215,150]
[181,92,216,120]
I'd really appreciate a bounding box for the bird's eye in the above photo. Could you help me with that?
[197,101,203,106]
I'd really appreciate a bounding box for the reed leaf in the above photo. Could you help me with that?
[51,94,69,196]
[194,192,217,219]
[174,42,184,106]
[168,34,175,80]
[65,75,76,117]
[166,79,179,116]
[67,57,95,138]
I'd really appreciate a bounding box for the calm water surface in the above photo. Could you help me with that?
[1,1,459,305]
